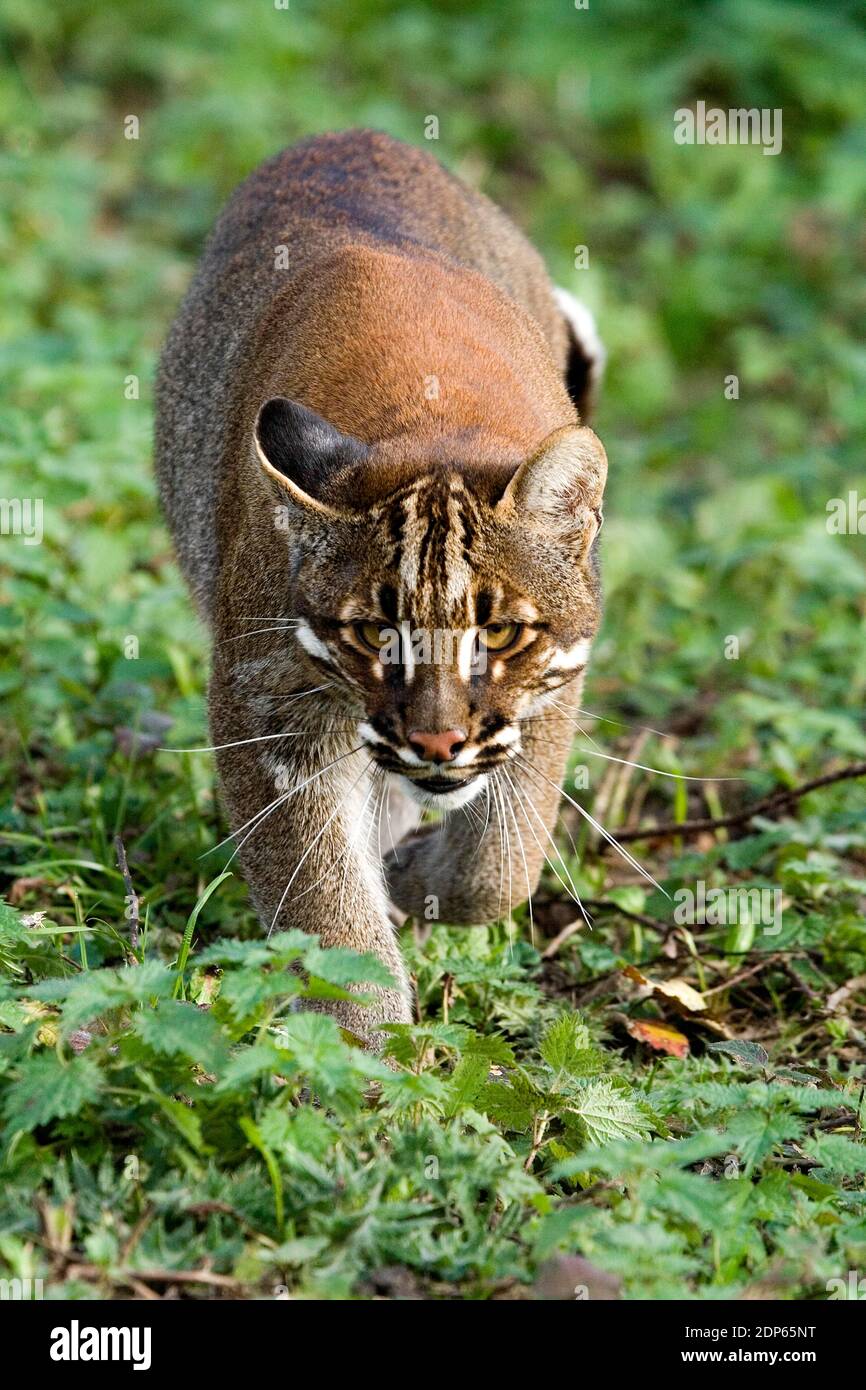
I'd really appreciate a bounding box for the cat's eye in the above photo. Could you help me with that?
[355,621,391,653]
[479,622,521,652]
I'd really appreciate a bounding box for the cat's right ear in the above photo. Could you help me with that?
[253,397,369,519]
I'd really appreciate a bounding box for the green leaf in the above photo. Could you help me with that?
[553,1133,732,1181]
[302,944,395,990]
[4,1055,102,1134]
[478,1072,544,1132]
[708,1040,770,1069]
[215,1042,287,1093]
[540,1013,591,1070]
[150,1094,205,1153]
[463,1032,515,1065]
[28,961,173,1031]
[809,1133,866,1178]
[444,1054,490,1118]
[135,1000,228,1073]
[724,1110,804,1171]
[278,1011,358,1093]
[219,966,303,1018]
[564,1081,651,1146]
[540,1012,605,1080]
[380,1071,447,1116]
[240,1115,284,1237]
[175,870,232,995]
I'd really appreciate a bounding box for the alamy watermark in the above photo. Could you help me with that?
[374,626,489,674]
[50,1320,151,1370]
[674,880,782,936]
[827,1271,866,1300]
[826,491,866,535]
[0,497,43,545]
[0,1277,44,1300]
[674,102,783,157]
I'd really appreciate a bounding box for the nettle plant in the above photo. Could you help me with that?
[1,897,865,1299]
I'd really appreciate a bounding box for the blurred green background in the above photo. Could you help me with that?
[2,0,864,789]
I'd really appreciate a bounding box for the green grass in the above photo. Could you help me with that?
[1,0,865,1299]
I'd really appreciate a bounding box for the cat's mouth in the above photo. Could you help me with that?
[412,773,471,793]
[392,768,487,809]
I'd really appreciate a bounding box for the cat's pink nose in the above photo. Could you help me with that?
[408,728,466,763]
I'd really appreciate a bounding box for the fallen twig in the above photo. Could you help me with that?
[66,1261,241,1291]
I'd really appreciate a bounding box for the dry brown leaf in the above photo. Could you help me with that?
[621,966,707,1014]
[655,977,707,1013]
[9,876,48,905]
[626,1018,690,1057]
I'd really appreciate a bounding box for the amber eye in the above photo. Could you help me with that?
[479,622,521,652]
[355,621,392,653]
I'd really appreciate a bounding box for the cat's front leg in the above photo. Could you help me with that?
[210,677,413,1047]
[383,693,581,927]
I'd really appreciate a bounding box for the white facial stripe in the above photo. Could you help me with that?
[452,743,478,768]
[457,627,477,681]
[396,744,424,766]
[398,490,421,595]
[548,637,592,672]
[357,720,385,746]
[295,620,333,664]
[444,481,472,609]
[400,619,415,684]
[497,725,521,747]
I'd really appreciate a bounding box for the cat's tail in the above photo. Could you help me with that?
[554,286,606,424]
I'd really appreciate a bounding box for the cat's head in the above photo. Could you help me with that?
[254,397,607,809]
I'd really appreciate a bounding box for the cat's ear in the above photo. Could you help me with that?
[495,425,607,551]
[253,397,369,518]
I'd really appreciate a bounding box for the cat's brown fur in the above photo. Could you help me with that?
[156,129,606,1046]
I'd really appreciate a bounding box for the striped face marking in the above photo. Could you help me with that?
[285,469,602,805]
[548,637,593,673]
[295,619,334,664]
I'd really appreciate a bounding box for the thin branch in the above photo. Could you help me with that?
[607,761,866,844]
[114,834,140,955]
[540,898,665,958]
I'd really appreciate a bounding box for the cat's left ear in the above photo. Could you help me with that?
[496,425,607,550]
[253,396,369,519]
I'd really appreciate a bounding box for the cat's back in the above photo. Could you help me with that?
[198,129,562,327]
[155,131,567,617]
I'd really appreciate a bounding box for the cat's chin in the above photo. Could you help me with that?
[397,770,488,812]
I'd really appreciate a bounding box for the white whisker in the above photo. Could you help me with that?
[163,688,334,753]
[500,770,534,945]
[220,626,301,644]
[570,746,739,782]
[493,771,514,928]
[203,745,363,855]
[516,753,670,900]
[291,771,378,905]
[490,777,506,926]
[502,766,591,929]
[269,758,372,935]
[384,779,401,865]
[544,698,739,781]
